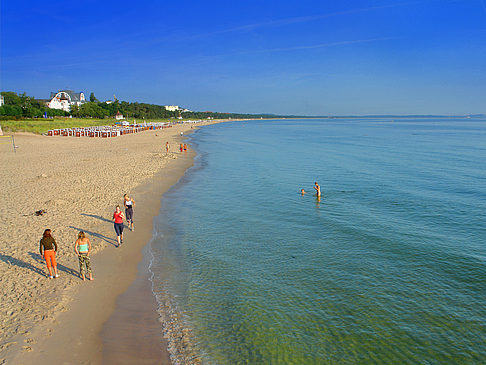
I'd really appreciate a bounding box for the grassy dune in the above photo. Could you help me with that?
[0,118,172,134]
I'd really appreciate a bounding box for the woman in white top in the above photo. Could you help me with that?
[124,194,135,231]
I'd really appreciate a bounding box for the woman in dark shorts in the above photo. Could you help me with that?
[113,205,125,247]
[124,194,135,231]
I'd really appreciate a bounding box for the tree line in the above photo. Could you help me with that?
[0,91,282,120]
[0,91,68,119]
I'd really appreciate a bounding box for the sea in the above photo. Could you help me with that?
[148,117,485,364]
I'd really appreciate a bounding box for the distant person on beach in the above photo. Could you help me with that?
[314,182,321,197]
[74,231,93,281]
[113,205,125,247]
[166,141,169,153]
[301,189,306,195]
[180,143,183,152]
[124,194,135,231]
[183,143,187,151]
[39,229,59,279]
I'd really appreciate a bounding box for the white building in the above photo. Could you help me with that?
[0,95,4,107]
[48,90,85,112]
[115,111,124,120]
[164,105,180,112]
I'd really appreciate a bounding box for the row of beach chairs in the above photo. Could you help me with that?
[47,123,172,138]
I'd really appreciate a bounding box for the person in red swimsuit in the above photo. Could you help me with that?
[113,205,125,247]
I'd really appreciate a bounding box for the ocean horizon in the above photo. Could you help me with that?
[149,117,485,364]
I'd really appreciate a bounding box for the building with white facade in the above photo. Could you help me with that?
[164,105,180,112]
[0,95,4,107]
[48,90,86,112]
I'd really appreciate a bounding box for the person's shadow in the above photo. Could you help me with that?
[0,253,47,277]
[81,212,130,230]
[81,213,112,224]
[28,252,78,277]
[68,225,118,247]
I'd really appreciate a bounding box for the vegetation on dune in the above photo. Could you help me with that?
[1,119,112,134]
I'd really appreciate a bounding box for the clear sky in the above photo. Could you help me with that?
[1,0,486,115]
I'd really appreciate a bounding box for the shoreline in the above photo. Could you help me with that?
[100,143,197,365]
[0,121,223,364]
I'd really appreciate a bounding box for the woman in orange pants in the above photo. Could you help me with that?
[39,229,59,279]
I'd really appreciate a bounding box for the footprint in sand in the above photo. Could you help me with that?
[0,342,16,351]
[24,338,36,344]
[22,346,33,352]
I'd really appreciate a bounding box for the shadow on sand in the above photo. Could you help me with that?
[0,253,47,277]
[81,213,113,224]
[0,253,78,278]
[68,225,118,247]
[28,252,78,277]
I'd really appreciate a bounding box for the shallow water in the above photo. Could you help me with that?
[150,118,486,364]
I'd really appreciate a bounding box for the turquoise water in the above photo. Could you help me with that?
[150,118,486,364]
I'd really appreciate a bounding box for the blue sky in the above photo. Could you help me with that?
[1,0,486,115]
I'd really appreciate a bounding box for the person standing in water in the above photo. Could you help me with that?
[314,181,321,197]
[74,231,93,281]
[39,229,59,279]
[113,205,125,247]
[301,188,306,195]
[124,194,135,231]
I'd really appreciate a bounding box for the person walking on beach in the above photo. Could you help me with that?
[113,205,125,247]
[183,143,188,151]
[314,181,321,197]
[180,143,183,152]
[124,194,135,231]
[74,231,93,281]
[166,141,169,153]
[39,229,59,279]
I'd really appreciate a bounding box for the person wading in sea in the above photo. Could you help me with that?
[314,181,321,197]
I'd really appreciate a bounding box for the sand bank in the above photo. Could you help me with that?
[0,121,222,364]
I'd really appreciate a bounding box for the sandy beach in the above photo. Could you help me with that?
[0,121,221,364]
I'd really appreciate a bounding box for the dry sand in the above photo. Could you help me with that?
[0,121,222,364]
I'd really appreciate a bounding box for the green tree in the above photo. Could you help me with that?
[70,104,80,117]
[0,105,22,116]
[89,92,98,102]
[0,91,22,106]
[78,102,108,118]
